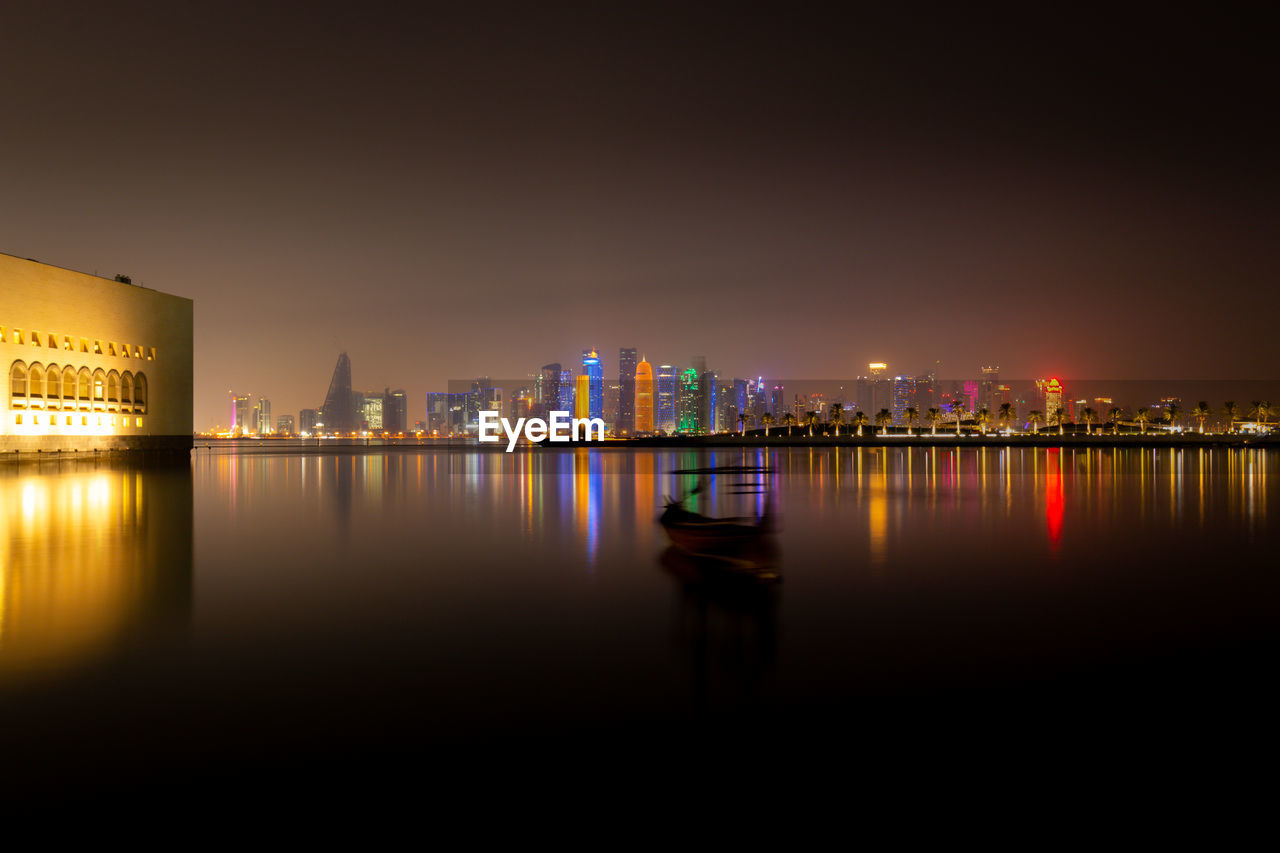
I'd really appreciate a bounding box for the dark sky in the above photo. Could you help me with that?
[2,1,1275,428]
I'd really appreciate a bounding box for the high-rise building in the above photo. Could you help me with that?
[231,393,251,433]
[770,384,786,419]
[539,363,562,417]
[656,365,678,433]
[575,374,591,420]
[678,368,701,433]
[253,396,272,434]
[617,348,637,435]
[635,358,654,433]
[979,366,1000,413]
[276,414,294,435]
[1037,378,1065,419]
[362,395,383,430]
[299,408,319,435]
[890,376,915,424]
[701,370,717,433]
[320,352,358,434]
[603,380,620,432]
[382,388,407,433]
[426,392,450,435]
[581,349,603,420]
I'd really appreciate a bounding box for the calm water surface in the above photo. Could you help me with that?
[2,446,1277,798]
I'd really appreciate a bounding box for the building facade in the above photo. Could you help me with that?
[2,253,193,455]
[617,348,636,435]
[635,358,654,433]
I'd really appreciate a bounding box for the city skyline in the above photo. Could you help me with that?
[4,4,1276,432]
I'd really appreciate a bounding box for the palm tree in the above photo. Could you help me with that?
[904,406,919,436]
[761,412,775,437]
[804,410,819,437]
[1191,401,1210,433]
[875,408,892,436]
[975,407,991,436]
[737,412,749,435]
[1028,410,1043,434]
[1222,401,1241,434]
[1164,404,1181,432]
[782,412,796,436]
[851,411,869,437]
[926,407,942,435]
[998,402,1015,433]
[1049,407,1065,436]
[950,399,966,435]
[1249,400,1272,430]
[828,402,843,437]
[1081,407,1096,435]
[1135,407,1151,434]
[1108,406,1123,435]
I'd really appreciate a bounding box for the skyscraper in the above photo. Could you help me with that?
[890,376,915,424]
[582,349,603,420]
[231,393,251,433]
[299,408,319,435]
[575,374,591,420]
[617,348,637,435]
[320,352,358,434]
[701,370,716,433]
[559,369,574,413]
[362,395,383,430]
[635,358,654,433]
[539,363,562,416]
[656,364,677,433]
[253,396,272,434]
[383,388,407,433]
[678,368,701,433]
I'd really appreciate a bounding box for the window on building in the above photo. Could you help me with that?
[10,361,27,399]
[93,340,102,354]
[63,335,73,351]
[31,331,42,347]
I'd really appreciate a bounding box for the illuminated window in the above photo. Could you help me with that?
[66,416,72,426]
[134,345,142,358]
[64,335,73,351]
[45,363,61,406]
[81,416,88,426]
[93,369,105,404]
[93,340,102,354]
[0,326,6,343]
[97,416,103,426]
[136,417,142,427]
[107,342,117,356]
[14,330,22,344]
[80,338,89,353]
[14,414,21,425]
[121,343,130,358]
[33,414,39,425]
[31,331,42,346]
[62,366,75,405]
[78,368,91,407]
[147,347,155,361]
[110,415,116,426]
[134,372,147,413]
[107,370,120,410]
[47,333,56,348]
[28,364,44,405]
[10,361,27,400]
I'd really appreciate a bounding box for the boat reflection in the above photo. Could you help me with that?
[0,461,192,681]
[660,545,779,720]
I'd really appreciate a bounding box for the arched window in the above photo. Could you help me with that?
[122,371,134,411]
[28,364,45,406]
[46,363,61,408]
[9,361,27,402]
[78,368,92,408]
[134,372,148,413]
[93,369,106,406]
[62,366,76,405]
[106,370,120,410]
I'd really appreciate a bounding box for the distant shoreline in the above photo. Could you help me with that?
[191,433,1279,453]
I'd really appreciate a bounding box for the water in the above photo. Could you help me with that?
[2,446,1277,801]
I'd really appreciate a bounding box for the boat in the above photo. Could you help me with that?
[658,474,777,573]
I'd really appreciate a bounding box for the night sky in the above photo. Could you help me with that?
[2,2,1275,428]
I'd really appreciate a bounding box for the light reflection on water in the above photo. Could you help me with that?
[0,445,1276,795]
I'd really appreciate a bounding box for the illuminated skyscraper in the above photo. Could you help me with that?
[701,370,716,432]
[253,396,272,434]
[678,368,701,433]
[231,393,251,433]
[539,363,562,416]
[1037,378,1065,419]
[582,349,603,420]
[635,358,654,433]
[575,374,591,420]
[656,364,677,433]
[617,348,637,435]
[299,408,319,435]
[362,395,383,430]
[558,369,574,413]
[383,388,407,433]
[890,376,915,424]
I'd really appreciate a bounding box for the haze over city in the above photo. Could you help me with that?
[2,3,1274,430]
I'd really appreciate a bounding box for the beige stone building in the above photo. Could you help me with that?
[1,253,192,456]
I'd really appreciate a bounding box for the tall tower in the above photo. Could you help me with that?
[539,363,562,416]
[635,358,654,433]
[617,348,637,435]
[582,348,603,420]
[320,352,357,434]
[575,374,591,420]
[678,368,701,433]
[656,365,678,433]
